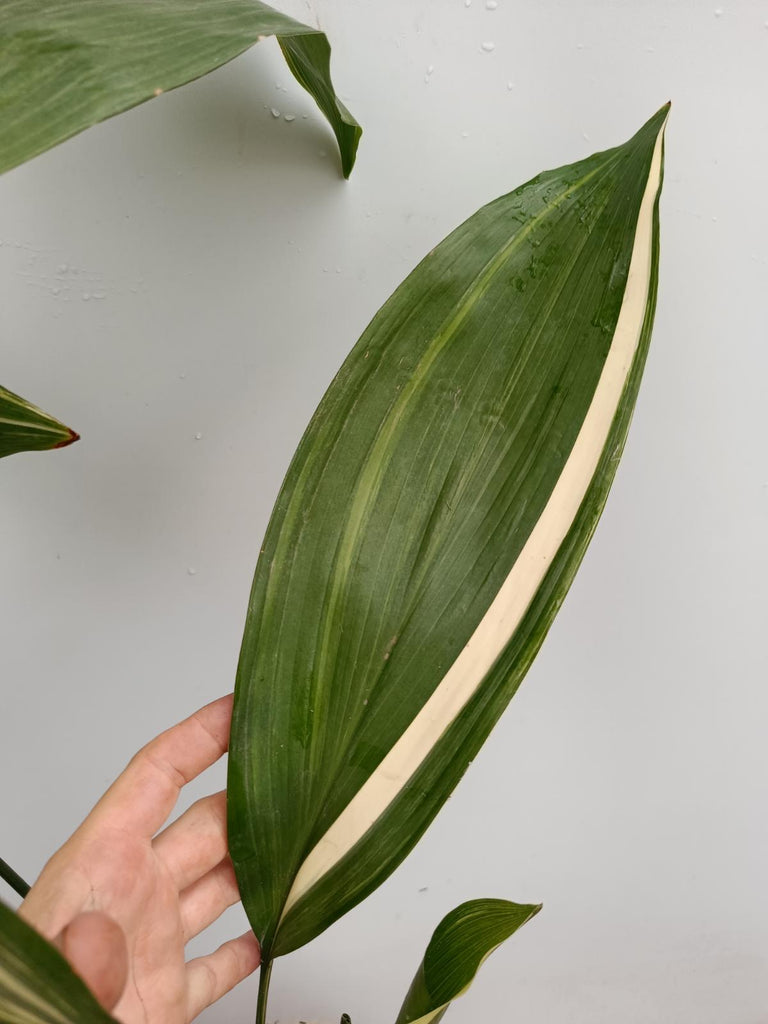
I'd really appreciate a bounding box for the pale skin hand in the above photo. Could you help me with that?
[20,694,260,1022]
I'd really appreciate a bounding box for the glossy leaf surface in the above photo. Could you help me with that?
[0,386,78,460]
[0,900,115,1024]
[0,0,361,179]
[229,105,669,959]
[395,899,540,1024]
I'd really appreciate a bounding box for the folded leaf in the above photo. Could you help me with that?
[395,899,540,1024]
[0,900,115,1024]
[0,0,361,179]
[229,104,669,960]
[0,385,79,459]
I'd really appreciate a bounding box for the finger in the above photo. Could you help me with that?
[185,931,260,1021]
[90,694,233,838]
[61,911,128,1012]
[178,857,240,943]
[153,790,228,890]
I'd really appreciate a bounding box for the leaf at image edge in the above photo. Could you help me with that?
[0,0,360,178]
[0,900,116,1024]
[0,385,79,460]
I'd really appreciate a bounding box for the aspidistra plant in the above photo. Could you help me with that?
[0,0,360,481]
[395,900,541,1024]
[229,104,669,1021]
[0,900,114,1024]
[0,385,78,460]
[0,0,361,179]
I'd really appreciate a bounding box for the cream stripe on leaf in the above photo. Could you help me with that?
[0,901,115,1024]
[0,0,360,179]
[229,105,669,960]
[393,899,541,1024]
[0,386,78,460]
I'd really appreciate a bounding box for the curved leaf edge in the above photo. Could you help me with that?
[0,0,360,179]
[394,898,542,1024]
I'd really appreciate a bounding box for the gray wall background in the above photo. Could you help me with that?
[2,1,767,1021]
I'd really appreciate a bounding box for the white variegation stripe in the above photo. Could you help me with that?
[0,416,57,431]
[405,1010,445,1024]
[0,963,72,1024]
[282,114,668,918]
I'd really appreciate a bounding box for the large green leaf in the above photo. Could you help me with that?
[0,900,115,1024]
[0,385,78,460]
[229,105,669,960]
[0,0,361,179]
[394,899,541,1024]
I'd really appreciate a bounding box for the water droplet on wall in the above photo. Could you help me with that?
[481,40,496,51]
[270,108,280,118]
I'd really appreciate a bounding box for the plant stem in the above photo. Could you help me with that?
[255,959,273,1024]
[0,856,30,899]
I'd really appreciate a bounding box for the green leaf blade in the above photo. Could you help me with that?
[0,385,78,459]
[0,900,115,1024]
[0,0,360,178]
[277,34,361,179]
[395,899,541,1024]
[229,105,669,958]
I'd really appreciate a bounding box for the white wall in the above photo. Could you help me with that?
[2,1,767,1022]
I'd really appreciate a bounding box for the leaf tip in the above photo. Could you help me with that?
[53,428,80,449]
[339,123,363,179]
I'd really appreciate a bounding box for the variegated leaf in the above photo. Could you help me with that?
[395,899,541,1024]
[229,105,669,960]
[0,0,361,179]
[0,900,115,1024]
[0,386,78,460]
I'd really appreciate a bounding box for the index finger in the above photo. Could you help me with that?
[89,694,234,838]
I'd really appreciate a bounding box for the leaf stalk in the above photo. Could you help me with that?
[255,959,273,1024]
[0,856,31,899]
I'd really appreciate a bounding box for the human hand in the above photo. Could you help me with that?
[20,694,259,1023]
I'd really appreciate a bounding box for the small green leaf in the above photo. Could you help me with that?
[340,1015,352,1024]
[0,385,79,459]
[229,104,669,959]
[0,899,116,1023]
[0,0,361,179]
[395,900,541,1024]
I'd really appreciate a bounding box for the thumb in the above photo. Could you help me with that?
[60,911,128,1012]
